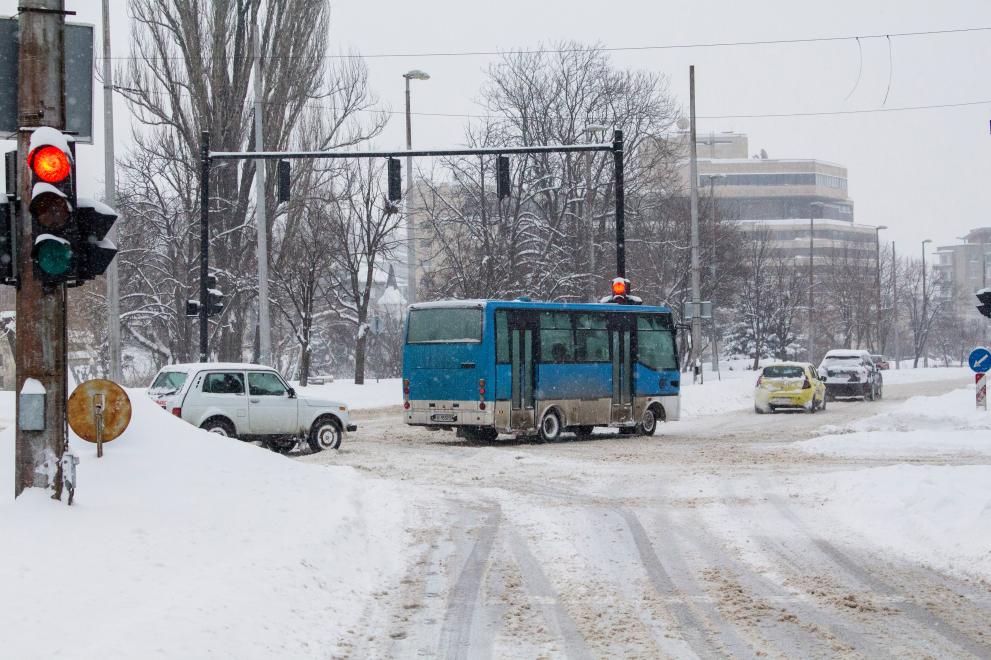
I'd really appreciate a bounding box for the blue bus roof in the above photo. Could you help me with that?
[409,299,673,315]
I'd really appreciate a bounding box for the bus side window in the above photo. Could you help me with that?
[575,313,609,362]
[637,315,678,371]
[539,312,574,363]
[496,312,510,364]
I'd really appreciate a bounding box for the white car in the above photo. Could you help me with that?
[817,350,883,401]
[147,362,356,452]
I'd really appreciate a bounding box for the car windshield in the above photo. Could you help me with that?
[150,371,187,393]
[407,307,482,343]
[762,365,805,378]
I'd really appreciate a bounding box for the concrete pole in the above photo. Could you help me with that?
[808,207,816,365]
[586,132,595,302]
[15,0,68,498]
[709,176,721,379]
[252,20,271,365]
[892,241,900,368]
[688,66,702,378]
[922,240,930,368]
[102,0,121,383]
[404,77,416,305]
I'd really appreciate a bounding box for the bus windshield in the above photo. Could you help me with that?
[407,307,483,344]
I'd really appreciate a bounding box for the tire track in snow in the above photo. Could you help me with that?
[438,505,501,660]
[505,525,593,660]
[766,492,991,659]
[619,508,755,658]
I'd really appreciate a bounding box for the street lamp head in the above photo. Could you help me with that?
[876,225,888,231]
[403,69,430,81]
[922,238,933,244]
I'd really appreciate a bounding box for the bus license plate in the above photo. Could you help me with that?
[431,413,457,423]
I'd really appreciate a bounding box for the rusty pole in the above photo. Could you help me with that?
[15,0,69,498]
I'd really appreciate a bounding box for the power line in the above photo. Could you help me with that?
[96,26,991,62]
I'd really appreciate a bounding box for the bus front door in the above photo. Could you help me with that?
[609,316,635,425]
[508,313,536,431]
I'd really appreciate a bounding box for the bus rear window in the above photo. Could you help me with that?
[407,308,483,344]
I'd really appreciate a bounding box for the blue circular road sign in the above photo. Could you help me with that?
[968,347,991,373]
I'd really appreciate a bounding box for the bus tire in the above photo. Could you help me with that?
[538,410,562,443]
[638,405,661,436]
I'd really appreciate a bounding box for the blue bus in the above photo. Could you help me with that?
[402,299,681,442]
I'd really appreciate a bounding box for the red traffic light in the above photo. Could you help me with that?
[611,277,628,297]
[28,145,71,184]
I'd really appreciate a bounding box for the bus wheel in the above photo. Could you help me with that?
[538,410,562,443]
[638,406,659,436]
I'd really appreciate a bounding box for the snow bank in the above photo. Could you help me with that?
[801,465,991,580]
[0,392,412,659]
[679,370,756,417]
[293,377,401,410]
[796,429,991,458]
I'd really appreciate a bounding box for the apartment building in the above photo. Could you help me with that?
[935,227,991,317]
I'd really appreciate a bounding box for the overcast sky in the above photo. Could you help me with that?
[3,0,990,261]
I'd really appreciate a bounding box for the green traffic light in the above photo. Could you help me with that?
[36,238,72,276]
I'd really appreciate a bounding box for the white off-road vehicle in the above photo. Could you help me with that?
[817,350,883,401]
[147,363,356,452]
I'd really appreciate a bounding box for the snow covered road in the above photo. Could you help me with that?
[301,371,991,658]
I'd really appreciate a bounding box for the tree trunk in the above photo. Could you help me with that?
[354,331,367,385]
[299,344,310,387]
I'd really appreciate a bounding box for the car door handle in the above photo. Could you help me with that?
[250,398,260,403]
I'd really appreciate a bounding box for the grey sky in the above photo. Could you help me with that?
[3,0,989,260]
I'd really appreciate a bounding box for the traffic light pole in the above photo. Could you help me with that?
[199,131,210,362]
[15,0,69,498]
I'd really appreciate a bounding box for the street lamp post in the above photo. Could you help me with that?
[921,238,932,367]
[583,124,610,302]
[892,241,900,369]
[708,173,725,379]
[403,69,430,305]
[808,202,826,364]
[874,225,888,353]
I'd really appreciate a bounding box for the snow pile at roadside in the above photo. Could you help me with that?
[293,377,401,410]
[789,386,991,580]
[0,392,412,659]
[800,388,991,457]
[680,369,757,416]
[801,465,991,580]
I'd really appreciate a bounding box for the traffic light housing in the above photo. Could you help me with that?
[73,198,118,283]
[610,277,630,304]
[387,158,402,202]
[27,128,76,288]
[496,155,511,199]
[978,288,991,318]
[185,273,224,318]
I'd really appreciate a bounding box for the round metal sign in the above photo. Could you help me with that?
[969,347,991,374]
[68,379,132,443]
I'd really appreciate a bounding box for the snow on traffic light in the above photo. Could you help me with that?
[28,128,75,287]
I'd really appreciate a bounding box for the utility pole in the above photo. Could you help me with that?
[922,238,932,367]
[102,0,121,383]
[15,0,68,498]
[808,202,823,365]
[403,70,430,305]
[251,20,271,365]
[708,175,722,380]
[874,225,887,353]
[892,241,900,369]
[688,66,701,376]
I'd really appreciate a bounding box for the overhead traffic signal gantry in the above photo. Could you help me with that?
[27,128,75,287]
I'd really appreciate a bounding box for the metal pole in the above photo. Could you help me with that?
[251,20,271,365]
[892,241,899,369]
[808,207,815,364]
[199,131,210,362]
[922,241,928,368]
[709,176,720,380]
[688,66,701,374]
[875,228,882,353]
[102,0,121,383]
[586,131,595,302]
[612,129,626,279]
[404,77,417,305]
[15,0,68,498]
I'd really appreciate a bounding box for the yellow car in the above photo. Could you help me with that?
[754,362,826,414]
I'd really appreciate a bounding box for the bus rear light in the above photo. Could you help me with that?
[479,402,486,411]
[171,407,182,418]
[478,379,486,398]
[403,401,410,410]
[402,379,410,395]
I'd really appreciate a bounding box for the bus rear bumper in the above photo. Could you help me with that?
[405,402,495,427]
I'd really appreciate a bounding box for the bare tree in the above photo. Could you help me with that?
[902,257,945,367]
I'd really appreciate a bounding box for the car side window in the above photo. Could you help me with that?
[202,372,245,395]
[248,372,288,397]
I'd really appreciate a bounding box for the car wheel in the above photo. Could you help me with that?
[538,410,562,443]
[200,417,235,438]
[876,384,883,400]
[637,406,659,436]
[307,416,342,452]
[865,385,875,402]
[755,404,766,415]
